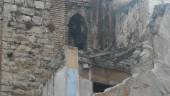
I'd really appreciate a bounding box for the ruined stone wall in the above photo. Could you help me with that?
[66,0,144,50]
[80,0,149,75]
[115,0,149,50]
[94,3,170,96]
[88,0,149,50]
[65,0,117,50]
[0,0,118,95]
[65,0,91,48]
[76,0,149,51]
[153,4,170,95]
[0,0,67,96]
[90,0,116,50]
[0,0,152,96]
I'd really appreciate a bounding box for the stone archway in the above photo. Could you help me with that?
[68,13,88,50]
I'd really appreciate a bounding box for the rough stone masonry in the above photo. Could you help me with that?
[1,0,170,96]
[0,0,59,96]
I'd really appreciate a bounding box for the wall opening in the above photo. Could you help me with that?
[93,82,112,93]
[68,13,87,50]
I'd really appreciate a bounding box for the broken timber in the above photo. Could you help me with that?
[89,43,142,60]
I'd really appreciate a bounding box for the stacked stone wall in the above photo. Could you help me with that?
[0,0,66,96]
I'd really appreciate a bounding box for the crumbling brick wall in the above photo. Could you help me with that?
[49,0,67,50]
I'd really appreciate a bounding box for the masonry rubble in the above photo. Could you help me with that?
[95,3,170,96]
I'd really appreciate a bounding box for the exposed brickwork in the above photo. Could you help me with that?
[49,0,67,50]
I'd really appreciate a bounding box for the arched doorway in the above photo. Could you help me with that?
[68,13,87,50]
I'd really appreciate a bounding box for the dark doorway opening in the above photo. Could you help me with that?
[93,82,112,93]
[68,13,87,50]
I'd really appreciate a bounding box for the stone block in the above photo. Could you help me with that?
[17,23,26,29]
[4,3,17,12]
[8,21,17,27]
[29,26,42,33]
[45,2,51,9]
[35,10,42,16]
[32,16,42,25]
[13,89,25,95]
[1,85,13,92]
[15,0,24,5]
[11,5,18,12]
[35,1,44,9]
[16,15,31,23]
[25,0,34,8]
[2,71,13,80]
[4,0,12,3]
[12,81,30,90]
[19,7,34,16]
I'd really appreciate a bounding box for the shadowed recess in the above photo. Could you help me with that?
[68,13,87,50]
